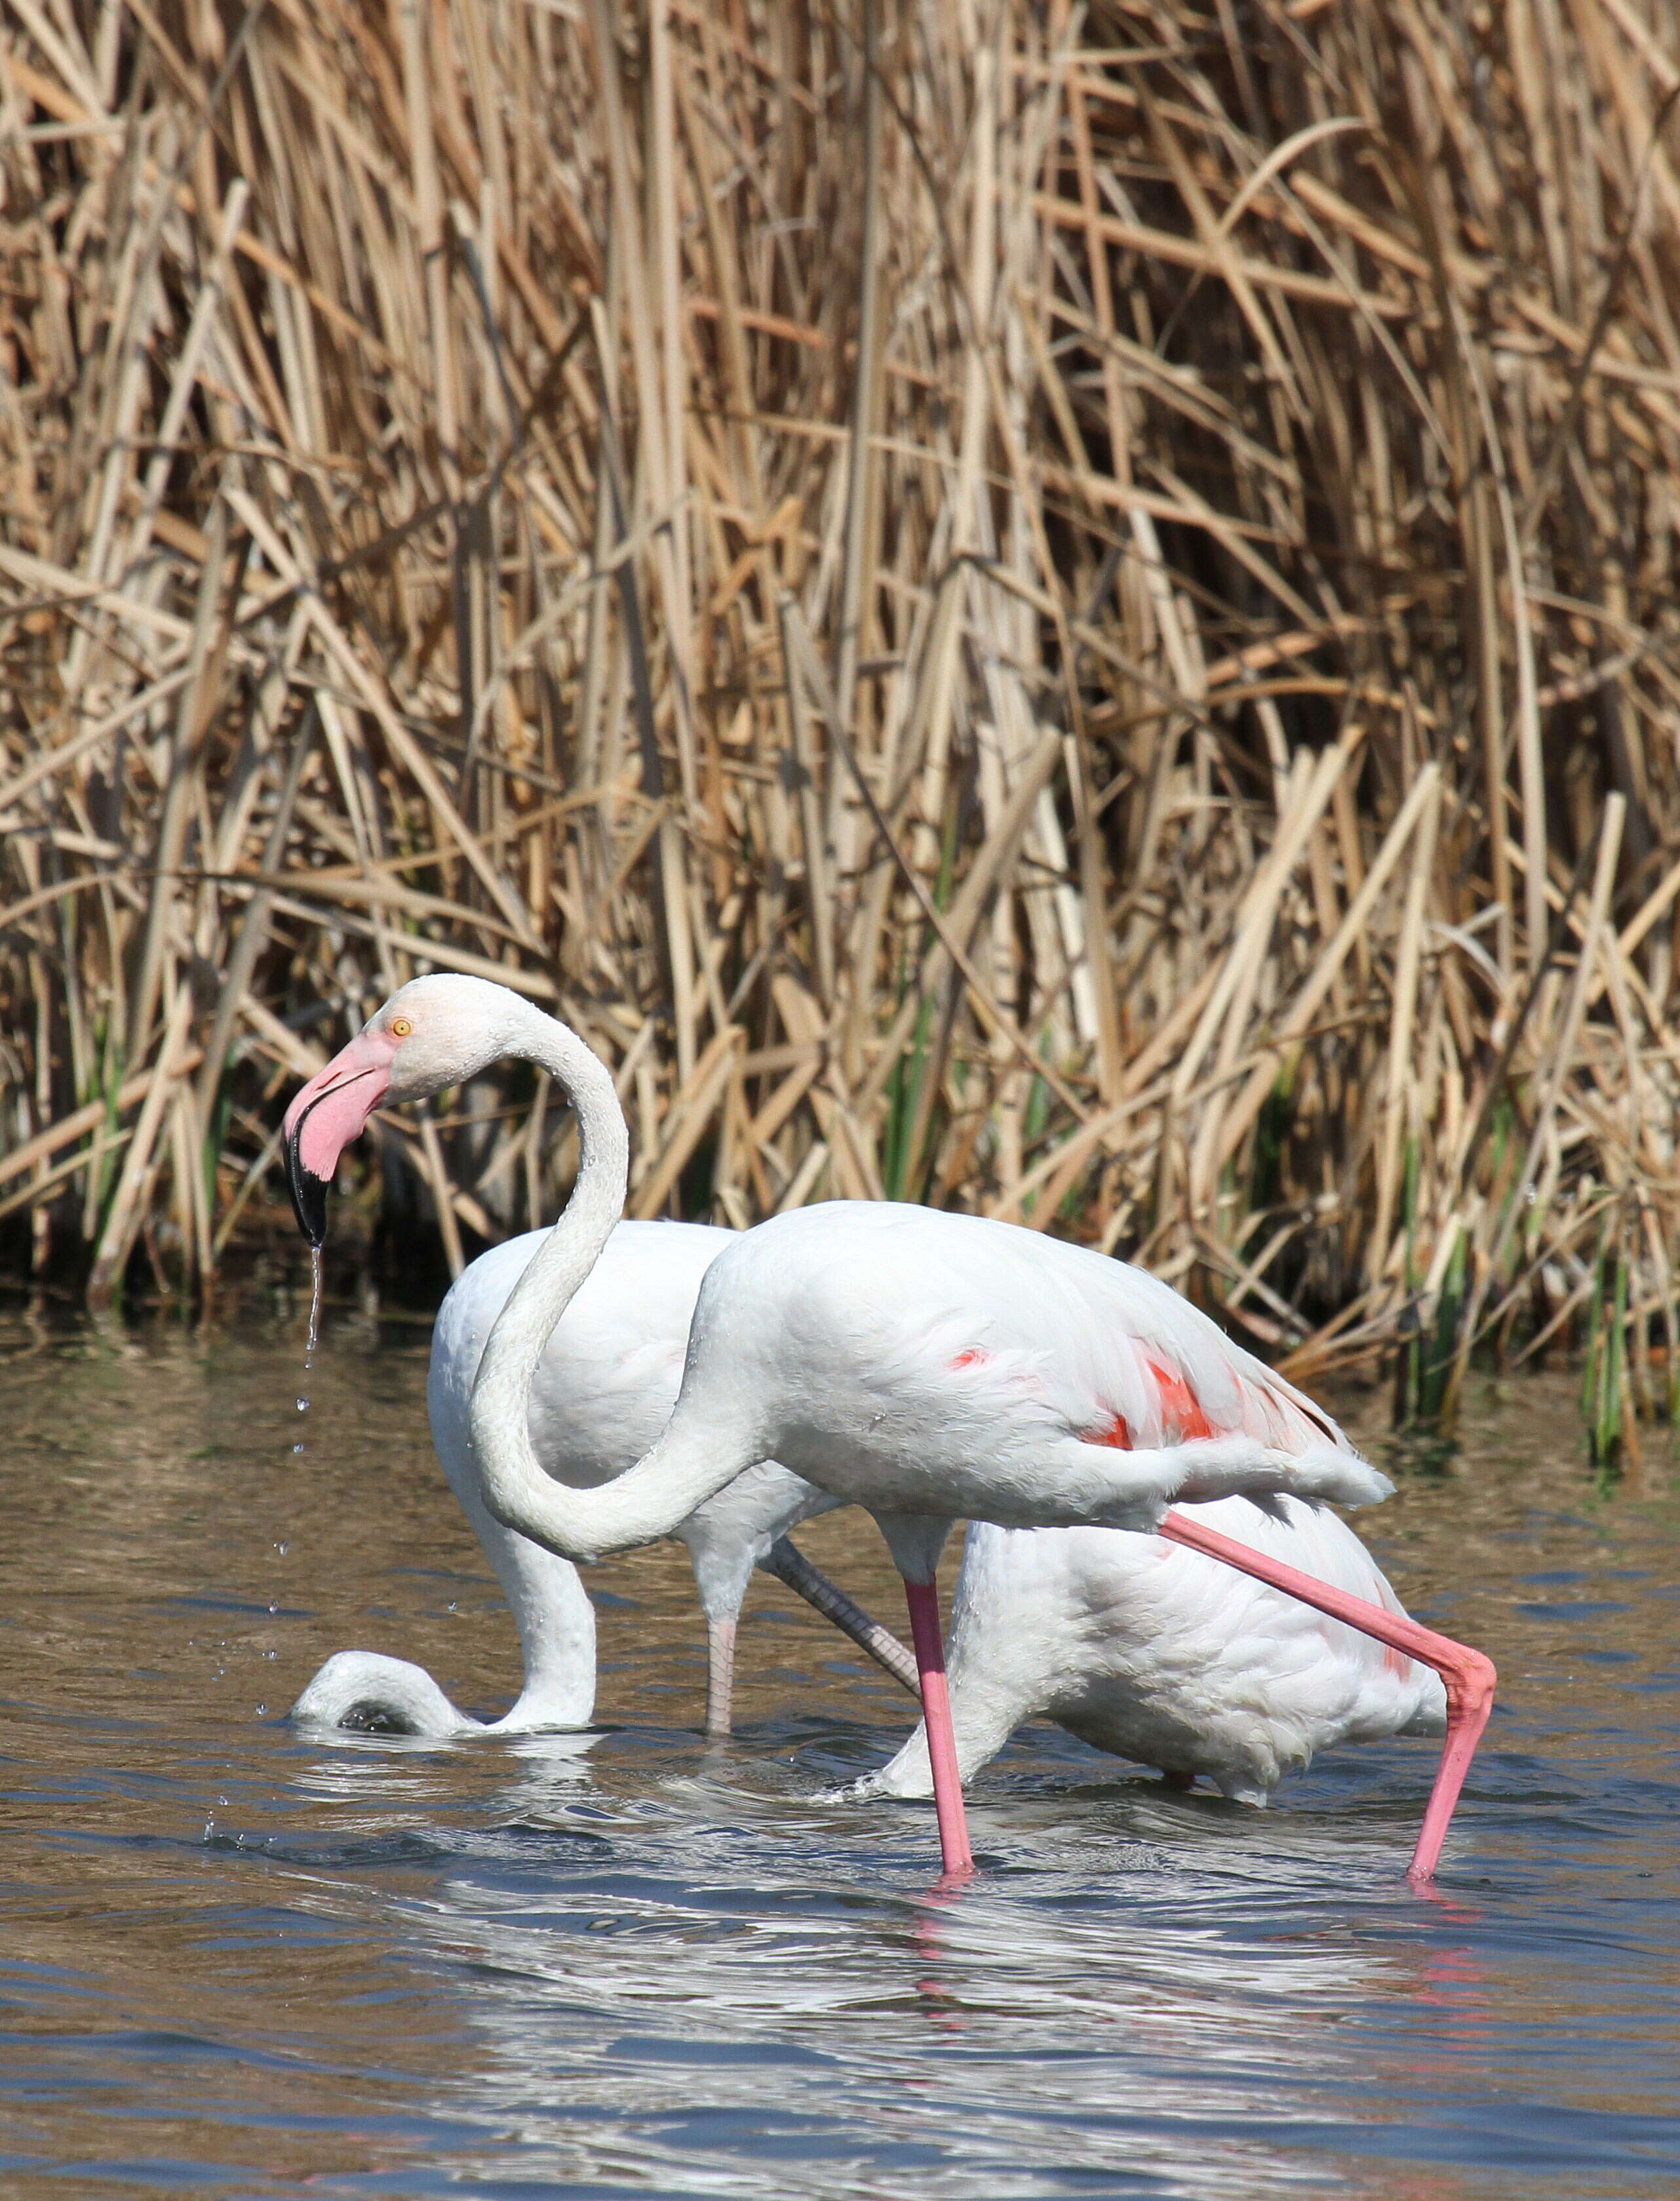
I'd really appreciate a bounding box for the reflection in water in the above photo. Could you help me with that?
[0,1310,1676,2196]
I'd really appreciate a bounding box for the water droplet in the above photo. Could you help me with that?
[292,1251,324,1463]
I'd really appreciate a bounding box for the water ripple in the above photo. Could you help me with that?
[0,1332,1675,2196]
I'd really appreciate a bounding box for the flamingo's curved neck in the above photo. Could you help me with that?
[468,1006,752,1561]
[431,1371,598,1729]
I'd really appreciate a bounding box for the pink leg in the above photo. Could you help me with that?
[1160,1511,1496,1880]
[704,1615,736,1739]
[902,1579,975,1879]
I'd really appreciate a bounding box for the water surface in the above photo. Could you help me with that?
[0,1308,1676,2198]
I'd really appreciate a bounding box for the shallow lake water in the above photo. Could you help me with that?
[0,1303,1676,2199]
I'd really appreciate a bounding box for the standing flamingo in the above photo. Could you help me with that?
[283,976,1493,1879]
[851,1503,1452,1820]
[290,1220,919,1739]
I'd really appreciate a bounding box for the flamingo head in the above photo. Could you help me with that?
[282,974,530,1244]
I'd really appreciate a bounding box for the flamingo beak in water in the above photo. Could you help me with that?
[281,1029,397,1246]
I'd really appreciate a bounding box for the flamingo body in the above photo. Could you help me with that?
[859,1501,1447,1806]
[673,1200,1375,1537]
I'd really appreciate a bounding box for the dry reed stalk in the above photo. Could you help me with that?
[1371,771,1442,1276]
[0,0,1675,1450]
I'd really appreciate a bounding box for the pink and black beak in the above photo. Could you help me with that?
[281,1027,397,1246]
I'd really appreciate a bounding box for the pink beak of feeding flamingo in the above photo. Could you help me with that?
[281,1029,397,1246]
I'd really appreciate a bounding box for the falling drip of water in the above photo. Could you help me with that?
[293,1247,323,1456]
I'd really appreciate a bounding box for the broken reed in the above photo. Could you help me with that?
[3,0,1680,1457]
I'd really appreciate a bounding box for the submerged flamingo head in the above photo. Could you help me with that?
[282,974,532,1245]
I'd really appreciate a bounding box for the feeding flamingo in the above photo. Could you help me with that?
[283,975,1494,1879]
[290,1220,920,1739]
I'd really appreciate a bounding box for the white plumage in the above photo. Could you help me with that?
[669,1200,1383,1534]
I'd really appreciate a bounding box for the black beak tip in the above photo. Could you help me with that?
[284,1132,330,1250]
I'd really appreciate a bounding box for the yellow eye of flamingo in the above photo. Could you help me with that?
[389,1017,413,1039]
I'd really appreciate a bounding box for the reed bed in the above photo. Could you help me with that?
[3,0,1680,1449]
